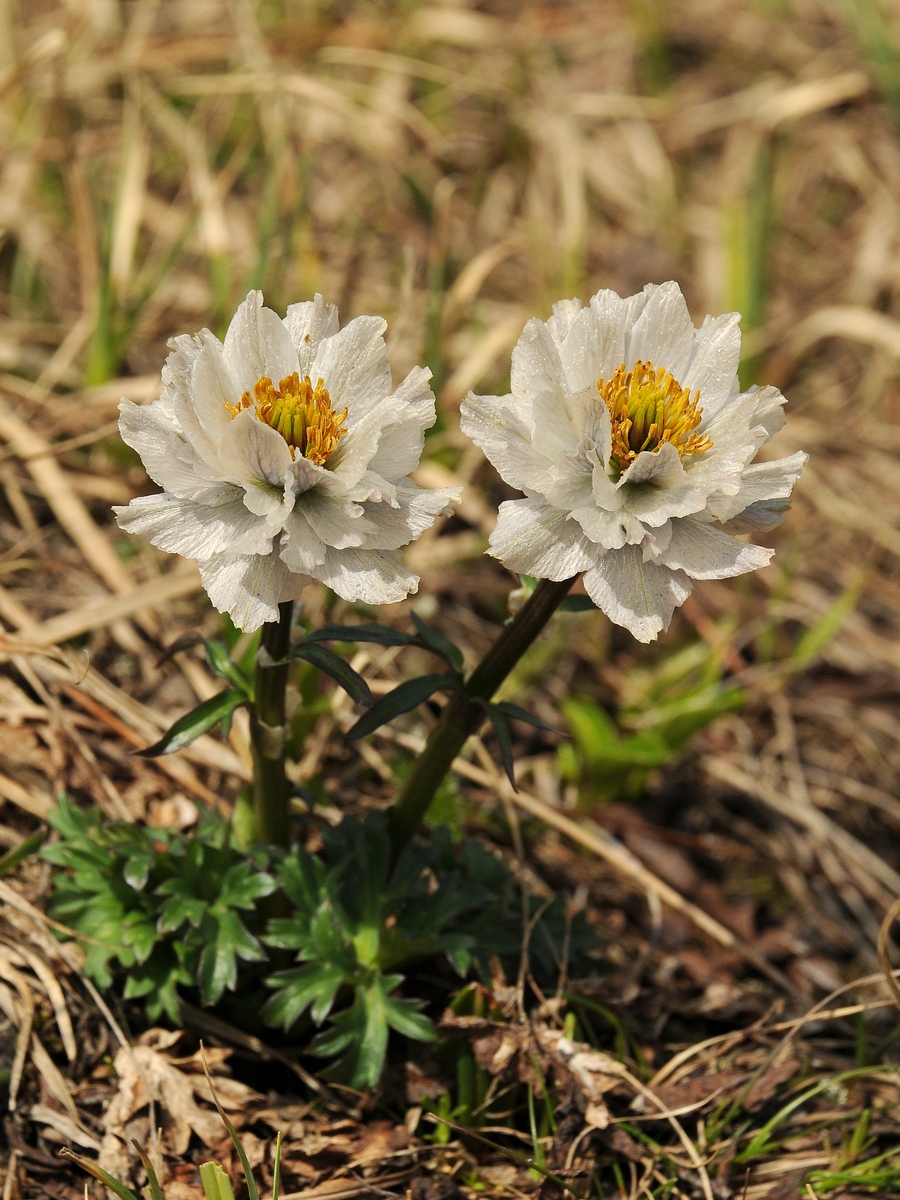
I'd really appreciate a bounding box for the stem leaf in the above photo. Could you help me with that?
[347,672,461,740]
[294,643,373,706]
[411,613,465,671]
[137,690,246,757]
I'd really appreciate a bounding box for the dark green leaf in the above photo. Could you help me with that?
[494,702,564,736]
[137,690,246,757]
[294,643,373,706]
[305,623,418,648]
[410,614,464,671]
[346,672,461,740]
[480,701,517,791]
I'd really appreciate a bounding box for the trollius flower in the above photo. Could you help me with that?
[461,282,806,641]
[115,292,459,630]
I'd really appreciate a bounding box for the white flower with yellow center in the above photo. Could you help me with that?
[460,282,806,642]
[115,291,459,630]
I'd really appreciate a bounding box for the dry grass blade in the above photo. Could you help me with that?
[877,897,900,1013]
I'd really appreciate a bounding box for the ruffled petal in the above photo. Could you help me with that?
[657,517,773,579]
[114,492,274,559]
[626,281,696,380]
[680,312,741,420]
[707,451,807,523]
[310,315,391,424]
[583,546,692,642]
[279,510,328,573]
[365,366,437,481]
[216,409,295,519]
[223,291,300,396]
[460,390,549,492]
[546,297,583,347]
[510,318,580,460]
[200,552,310,631]
[354,481,459,550]
[315,546,418,604]
[559,291,629,393]
[296,490,368,549]
[284,294,340,376]
[570,505,647,550]
[118,399,215,500]
[488,498,600,579]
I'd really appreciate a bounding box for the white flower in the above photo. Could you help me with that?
[115,291,459,630]
[460,282,806,642]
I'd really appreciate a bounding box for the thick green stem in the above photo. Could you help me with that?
[250,600,293,848]
[387,576,577,860]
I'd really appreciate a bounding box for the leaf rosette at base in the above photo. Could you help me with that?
[460,281,807,641]
[115,291,459,630]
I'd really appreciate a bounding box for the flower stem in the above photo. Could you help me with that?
[387,576,577,861]
[250,600,294,848]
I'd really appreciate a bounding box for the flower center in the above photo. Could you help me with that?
[597,360,712,475]
[226,373,348,465]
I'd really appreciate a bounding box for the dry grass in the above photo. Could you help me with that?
[3,0,900,1196]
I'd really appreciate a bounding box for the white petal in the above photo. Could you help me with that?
[216,409,295,518]
[365,366,437,481]
[284,294,340,375]
[115,492,274,559]
[546,297,583,347]
[619,445,712,526]
[542,445,596,512]
[118,399,214,500]
[315,546,418,605]
[570,505,647,550]
[584,546,692,642]
[309,315,391,424]
[325,403,388,491]
[559,291,629,393]
[488,498,599,579]
[280,510,327,573]
[354,482,459,551]
[223,291,300,396]
[707,451,807,523]
[658,518,773,580]
[460,390,549,492]
[200,552,310,631]
[680,312,741,419]
[748,384,787,438]
[626,281,696,380]
[510,318,579,460]
[161,331,242,474]
[297,490,368,549]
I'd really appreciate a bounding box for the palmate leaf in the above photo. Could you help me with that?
[346,672,461,740]
[293,643,373,706]
[263,960,346,1029]
[137,690,247,757]
[197,909,267,1006]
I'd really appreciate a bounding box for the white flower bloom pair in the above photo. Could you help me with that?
[116,282,804,641]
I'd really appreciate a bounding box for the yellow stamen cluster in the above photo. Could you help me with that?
[598,360,712,475]
[227,373,348,465]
